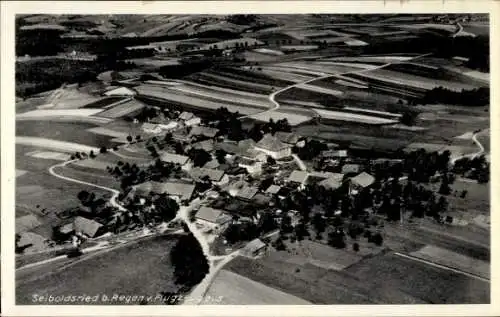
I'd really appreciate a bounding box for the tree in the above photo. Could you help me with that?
[136,135,142,142]
[353,242,360,252]
[170,233,209,287]
[155,195,179,222]
[215,149,227,164]
[100,147,107,154]
[438,178,451,195]
[312,213,326,236]
[460,190,468,198]
[89,150,96,158]
[127,135,133,143]
[370,232,383,246]
[267,156,276,165]
[188,148,211,167]
[273,236,287,251]
[328,229,346,249]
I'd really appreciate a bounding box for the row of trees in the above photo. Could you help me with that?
[419,87,489,107]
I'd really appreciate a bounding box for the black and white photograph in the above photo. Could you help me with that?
[2,1,496,313]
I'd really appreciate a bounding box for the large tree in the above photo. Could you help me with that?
[170,233,209,287]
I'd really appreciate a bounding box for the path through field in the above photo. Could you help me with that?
[451,130,486,164]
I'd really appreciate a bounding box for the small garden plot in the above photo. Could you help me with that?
[80,97,127,109]
[96,99,147,119]
[410,245,490,279]
[28,151,71,161]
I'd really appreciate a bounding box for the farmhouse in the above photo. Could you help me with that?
[16,232,48,253]
[189,126,219,138]
[178,111,201,126]
[254,134,292,159]
[265,184,282,195]
[73,216,106,238]
[195,206,232,231]
[241,238,267,258]
[191,139,215,152]
[104,87,136,96]
[318,174,345,190]
[133,181,195,202]
[236,185,259,201]
[287,170,309,186]
[238,158,263,175]
[158,121,179,131]
[349,172,375,194]
[159,152,190,165]
[275,131,300,145]
[190,167,229,185]
[342,163,363,174]
[142,123,163,134]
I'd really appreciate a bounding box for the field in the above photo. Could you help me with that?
[410,245,489,279]
[80,97,127,109]
[202,269,311,305]
[16,121,121,149]
[16,235,181,304]
[96,99,146,119]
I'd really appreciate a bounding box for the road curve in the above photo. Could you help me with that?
[450,130,485,164]
[238,52,433,120]
[48,159,126,211]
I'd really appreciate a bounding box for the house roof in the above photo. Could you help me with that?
[342,164,362,174]
[253,193,272,206]
[189,126,219,138]
[159,152,189,165]
[74,216,104,238]
[142,122,160,130]
[240,148,266,160]
[16,215,42,233]
[17,231,47,248]
[203,159,220,169]
[255,134,291,152]
[265,184,281,194]
[287,170,309,184]
[275,132,300,144]
[242,238,266,253]
[351,172,375,188]
[59,222,75,234]
[196,207,231,224]
[321,149,348,158]
[318,175,344,190]
[190,167,225,182]
[237,139,256,151]
[179,111,195,121]
[134,181,195,200]
[236,186,259,200]
[215,141,239,154]
[191,139,215,152]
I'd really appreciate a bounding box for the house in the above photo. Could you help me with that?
[238,139,257,151]
[190,167,229,185]
[252,193,272,206]
[178,111,201,126]
[318,174,344,190]
[236,185,259,201]
[238,158,263,175]
[104,87,136,96]
[342,163,363,174]
[225,179,250,196]
[203,158,220,169]
[159,152,190,165]
[16,232,48,253]
[350,172,375,194]
[254,134,292,159]
[191,139,215,152]
[73,216,106,238]
[265,184,281,195]
[142,122,163,134]
[133,181,195,201]
[241,238,267,258]
[16,215,42,233]
[275,131,300,145]
[158,121,178,131]
[240,148,268,162]
[189,126,219,139]
[195,206,232,231]
[172,129,191,143]
[321,149,348,159]
[287,170,309,186]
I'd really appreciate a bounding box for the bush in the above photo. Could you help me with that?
[353,243,360,252]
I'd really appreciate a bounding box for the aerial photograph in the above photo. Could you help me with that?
[14,14,490,305]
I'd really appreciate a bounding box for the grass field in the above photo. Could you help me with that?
[16,235,181,304]
[17,121,120,149]
[202,269,311,305]
[55,163,121,190]
[344,252,489,303]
